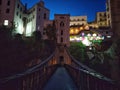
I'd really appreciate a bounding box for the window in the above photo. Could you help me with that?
[60,21,64,27]
[39,8,41,11]
[6,8,10,13]
[61,37,63,43]
[61,30,63,35]
[20,7,22,12]
[7,0,10,6]
[16,11,19,16]
[99,13,102,16]
[82,19,85,21]
[60,17,64,19]
[17,4,19,8]
[20,15,21,19]
[0,0,2,5]
[4,20,9,26]
[44,13,46,19]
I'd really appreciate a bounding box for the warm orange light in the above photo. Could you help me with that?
[80,27,84,30]
[75,28,79,34]
[85,25,89,30]
[70,29,74,34]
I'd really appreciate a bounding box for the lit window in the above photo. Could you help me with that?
[4,20,9,26]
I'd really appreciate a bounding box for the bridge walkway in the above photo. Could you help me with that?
[43,66,78,90]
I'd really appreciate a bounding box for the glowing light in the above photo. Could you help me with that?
[75,29,79,34]
[26,22,32,36]
[4,20,9,26]
[82,32,85,36]
[87,33,91,37]
[79,37,82,40]
[70,29,74,34]
[70,38,75,41]
[107,36,111,38]
[93,33,97,37]
[80,27,83,30]
[82,37,91,46]
[85,25,89,30]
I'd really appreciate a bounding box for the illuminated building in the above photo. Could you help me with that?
[87,22,99,29]
[0,0,49,36]
[70,16,87,26]
[96,12,107,27]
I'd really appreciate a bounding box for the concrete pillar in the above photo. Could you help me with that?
[110,0,120,38]
[109,0,120,85]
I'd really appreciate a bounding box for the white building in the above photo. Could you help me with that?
[0,0,49,36]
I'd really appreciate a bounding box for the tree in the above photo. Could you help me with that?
[32,31,42,41]
[44,21,56,41]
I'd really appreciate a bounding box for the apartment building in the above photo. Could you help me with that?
[70,16,87,26]
[96,12,107,27]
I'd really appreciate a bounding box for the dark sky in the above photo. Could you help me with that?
[21,0,106,22]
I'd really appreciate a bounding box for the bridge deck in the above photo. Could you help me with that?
[43,67,78,90]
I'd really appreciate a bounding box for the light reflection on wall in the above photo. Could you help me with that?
[26,22,32,36]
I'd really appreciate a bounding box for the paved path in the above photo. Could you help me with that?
[43,67,78,90]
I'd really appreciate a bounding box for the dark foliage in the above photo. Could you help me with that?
[0,27,55,78]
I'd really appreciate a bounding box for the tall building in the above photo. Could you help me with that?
[55,14,70,47]
[0,0,49,36]
[96,12,107,27]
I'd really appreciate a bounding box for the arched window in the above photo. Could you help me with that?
[60,21,64,27]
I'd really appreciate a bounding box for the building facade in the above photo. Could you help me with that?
[70,16,87,26]
[96,12,107,27]
[55,14,70,47]
[0,0,49,36]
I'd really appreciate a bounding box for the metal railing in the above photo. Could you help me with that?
[65,48,119,90]
[65,64,119,90]
[0,51,57,90]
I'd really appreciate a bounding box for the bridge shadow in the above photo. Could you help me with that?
[43,66,78,90]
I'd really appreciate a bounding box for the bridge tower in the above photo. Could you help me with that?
[54,14,71,65]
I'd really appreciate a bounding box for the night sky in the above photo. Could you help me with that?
[21,0,106,22]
